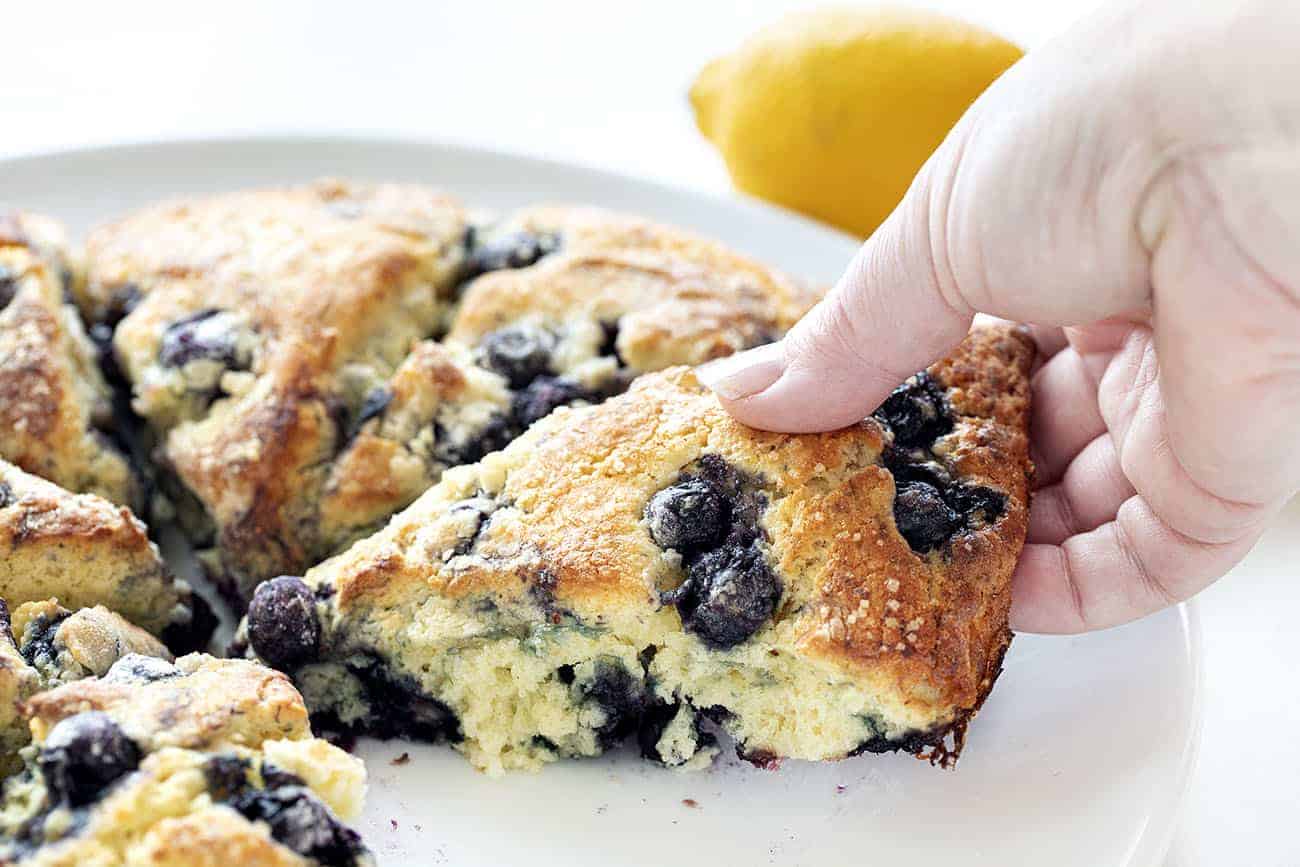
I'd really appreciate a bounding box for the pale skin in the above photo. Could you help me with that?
[697,0,1300,634]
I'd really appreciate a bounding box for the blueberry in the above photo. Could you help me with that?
[946,484,1006,528]
[0,264,16,310]
[88,284,143,385]
[646,479,729,553]
[433,414,518,467]
[160,592,218,656]
[893,481,960,553]
[637,701,717,766]
[104,654,180,684]
[463,228,561,279]
[259,763,307,790]
[881,447,951,489]
[0,481,13,509]
[229,786,366,864]
[448,496,497,556]
[353,387,392,432]
[478,324,555,388]
[598,320,624,364]
[511,376,593,427]
[103,283,142,328]
[0,599,12,647]
[311,653,461,744]
[673,542,782,649]
[247,577,320,670]
[203,755,251,800]
[157,309,249,370]
[576,660,646,748]
[38,712,140,806]
[20,611,70,668]
[873,372,952,448]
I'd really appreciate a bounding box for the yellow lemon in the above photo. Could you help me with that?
[691,5,1022,237]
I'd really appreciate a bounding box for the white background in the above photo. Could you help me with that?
[2,2,1296,864]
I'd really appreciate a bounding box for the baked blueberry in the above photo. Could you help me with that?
[576,660,646,748]
[103,653,180,684]
[228,785,366,865]
[674,542,782,649]
[19,610,70,668]
[0,264,16,310]
[88,284,144,382]
[0,599,11,646]
[881,447,952,489]
[160,592,219,656]
[946,484,1006,528]
[478,324,555,388]
[598,320,625,364]
[203,755,252,800]
[310,654,462,744]
[511,376,593,427]
[157,309,251,370]
[0,481,13,509]
[353,387,392,433]
[103,283,142,328]
[247,576,321,671]
[874,372,952,448]
[463,228,561,279]
[38,712,141,806]
[893,481,960,553]
[260,763,308,790]
[646,478,729,553]
[433,414,518,467]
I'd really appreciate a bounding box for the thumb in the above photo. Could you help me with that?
[696,166,975,432]
[697,0,1169,432]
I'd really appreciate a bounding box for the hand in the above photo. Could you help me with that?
[697,0,1300,634]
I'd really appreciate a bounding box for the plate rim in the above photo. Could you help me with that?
[0,131,862,248]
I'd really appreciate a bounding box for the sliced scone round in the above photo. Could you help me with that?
[244,325,1033,774]
[80,187,822,604]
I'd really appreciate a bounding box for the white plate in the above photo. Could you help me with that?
[0,138,1201,867]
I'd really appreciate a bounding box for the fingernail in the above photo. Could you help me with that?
[695,341,786,400]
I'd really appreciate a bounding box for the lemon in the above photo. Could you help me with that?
[691,6,1022,237]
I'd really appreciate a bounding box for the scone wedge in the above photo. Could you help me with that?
[0,599,172,774]
[0,655,370,867]
[244,325,1033,774]
[0,460,212,651]
[0,213,142,511]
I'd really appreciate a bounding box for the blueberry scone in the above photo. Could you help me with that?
[77,180,473,603]
[0,213,142,511]
[79,185,818,603]
[243,325,1033,774]
[0,460,213,651]
[0,600,171,774]
[325,206,821,580]
[0,654,370,866]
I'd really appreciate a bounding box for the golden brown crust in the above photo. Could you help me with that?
[132,806,312,867]
[0,460,191,637]
[447,205,823,370]
[23,654,311,750]
[800,326,1033,718]
[0,214,141,510]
